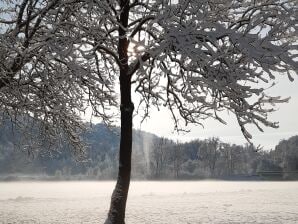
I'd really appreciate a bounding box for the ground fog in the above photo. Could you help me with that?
[0,181,297,223]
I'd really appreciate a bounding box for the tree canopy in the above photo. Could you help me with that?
[0,0,297,223]
[1,0,297,145]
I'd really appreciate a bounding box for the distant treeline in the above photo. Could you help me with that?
[0,121,297,180]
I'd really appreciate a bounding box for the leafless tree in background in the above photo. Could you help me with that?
[170,142,184,178]
[199,137,221,177]
[150,137,168,178]
[220,143,242,176]
[1,0,297,223]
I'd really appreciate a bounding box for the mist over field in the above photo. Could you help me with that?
[1,119,298,223]
[1,181,298,224]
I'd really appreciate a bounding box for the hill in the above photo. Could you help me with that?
[0,120,297,180]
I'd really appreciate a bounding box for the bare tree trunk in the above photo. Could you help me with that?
[105,1,132,223]
[105,99,133,224]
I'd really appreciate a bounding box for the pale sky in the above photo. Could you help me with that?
[134,74,298,150]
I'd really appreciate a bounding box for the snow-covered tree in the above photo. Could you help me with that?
[0,0,116,155]
[1,0,297,223]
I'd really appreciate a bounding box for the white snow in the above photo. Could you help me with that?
[0,181,297,223]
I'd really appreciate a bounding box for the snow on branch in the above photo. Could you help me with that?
[129,0,297,142]
[1,0,297,148]
[0,0,117,155]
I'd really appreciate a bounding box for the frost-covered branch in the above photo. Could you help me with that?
[1,0,297,153]
[0,0,117,155]
[129,0,297,142]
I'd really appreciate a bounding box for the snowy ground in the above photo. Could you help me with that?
[0,181,297,223]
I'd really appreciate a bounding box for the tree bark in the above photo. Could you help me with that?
[105,99,133,224]
[105,1,132,223]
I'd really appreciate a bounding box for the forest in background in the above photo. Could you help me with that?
[0,120,297,181]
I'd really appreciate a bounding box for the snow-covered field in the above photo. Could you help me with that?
[0,181,297,223]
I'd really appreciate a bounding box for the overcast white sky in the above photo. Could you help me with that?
[134,74,298,150]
